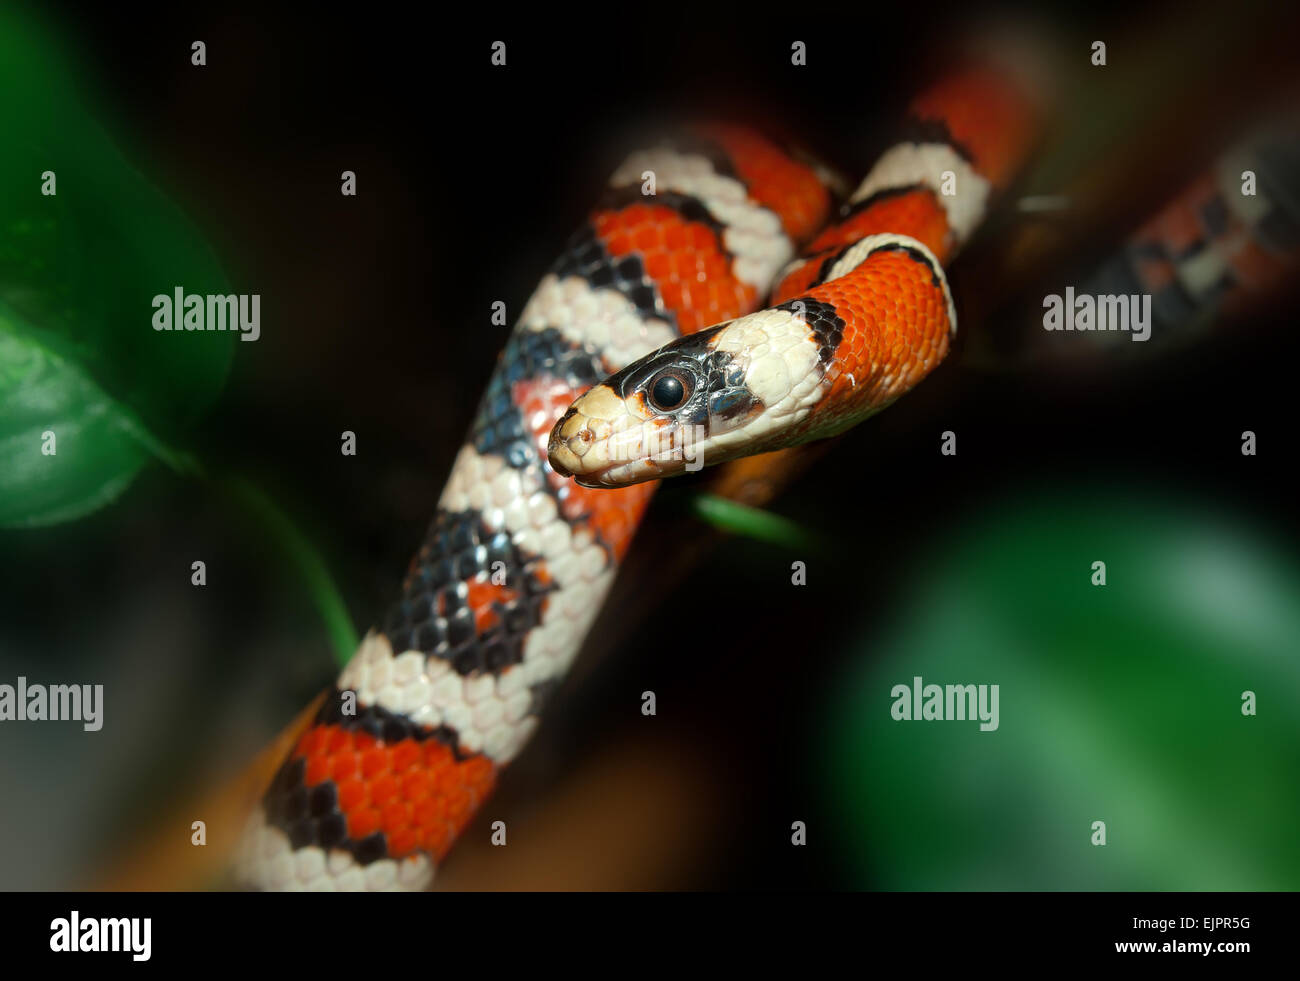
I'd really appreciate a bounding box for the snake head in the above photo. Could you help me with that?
[547,323,756,487]
[548,309,824,487]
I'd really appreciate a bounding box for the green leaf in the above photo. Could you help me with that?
[689,492,822,551]
[823,489,1300,890]
[222,476,361,664]
[0,305,151,525]
[0,10,236,526]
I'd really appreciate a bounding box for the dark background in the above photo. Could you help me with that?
[1,0,1296,889]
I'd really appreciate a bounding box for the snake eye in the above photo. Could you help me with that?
[647,369,693,412]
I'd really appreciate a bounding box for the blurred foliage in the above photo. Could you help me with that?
[0,8,233,526]
[689,492,821,551]
[824,488,1300,889]
[0,9,357,659]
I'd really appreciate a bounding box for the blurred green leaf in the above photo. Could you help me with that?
[0,12,357,658]
[689,492,822,551]
[823,489,1300,890]
[223,476,361,663]
[0,9,234,526]
[2,303,150,525]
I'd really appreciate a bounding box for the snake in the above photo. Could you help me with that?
[550,106,1300,487]
[233,55,1041,890]
[548,68,1036,487]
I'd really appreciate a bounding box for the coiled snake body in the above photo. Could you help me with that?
[235,63,1035,890]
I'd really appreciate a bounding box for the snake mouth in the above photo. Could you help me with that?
[548,380,724,488]
[547,407,581,477]
[548,403,612,481]
[548,443,578,478]
[547,384,632,483]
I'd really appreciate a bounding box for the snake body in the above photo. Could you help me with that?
[1077,123,1300,350]
[549,68,1035,486]
[234,126,830,889]
[235,58,1037,890]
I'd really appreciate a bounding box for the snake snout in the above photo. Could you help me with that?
[548,406,587,477]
